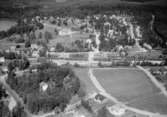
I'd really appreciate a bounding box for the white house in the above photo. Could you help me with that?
[59,28,73,36]
[32,51,39,58]
[107,29,114,38]
[143,43,152,50]
[49,47,56,52]
[2,66,8,73]
[86,39,92,49]
[0,57,5,63]
[31,44,39,50]
[40,82,48,92]
[107,104,126,116]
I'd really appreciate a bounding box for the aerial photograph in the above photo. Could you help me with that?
[0,0,167,117]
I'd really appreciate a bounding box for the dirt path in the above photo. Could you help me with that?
[88,68,167,117]
[137,66,167,97]
[0,75,33,117]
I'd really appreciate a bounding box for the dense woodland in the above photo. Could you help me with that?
[7,62,80,114]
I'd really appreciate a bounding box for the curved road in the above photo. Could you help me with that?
[137,66,167,97]
[0,75,33,117]
[0,74,56,117]
[88,68,167,117]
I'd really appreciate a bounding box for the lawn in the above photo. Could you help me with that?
[93,68,167,114]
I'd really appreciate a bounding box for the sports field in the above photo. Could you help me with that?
[93,68,167,114]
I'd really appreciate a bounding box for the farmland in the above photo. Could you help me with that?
[93,68,167,114]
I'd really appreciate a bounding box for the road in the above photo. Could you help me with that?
[88,68,167,117]
[137,66,167,97]
[87,49,167,117]
[0,74,33,117]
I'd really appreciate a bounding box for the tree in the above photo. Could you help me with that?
[38,32,43,39]
[25,40,31,48]
[81,99,93,113]
[8,62,15,72]
[39,48,47,57]
[97,107,108,117]
[44,31,53,42]
[29,32,36,40]
[0,84,8,100]
[6,62,80,114]
[18,58,30,70]
[56,43,64,52]
[77,84,86,98]
[54,28,59,35]
[0,102,11,117]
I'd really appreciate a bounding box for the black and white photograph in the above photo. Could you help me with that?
[0,0,167,117]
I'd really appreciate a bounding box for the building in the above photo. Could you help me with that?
[40,82,48,92]
[0,57,5,63]
[32,51,39,58]
[31,44,39,50]
[107,104,126,116]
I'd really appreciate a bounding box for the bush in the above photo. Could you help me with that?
[81,99,93,113]
[56,43,64,52]
[44,31,53,41]
[97,107,108,117]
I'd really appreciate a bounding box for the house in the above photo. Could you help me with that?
[32,50,39,58]
[2,66,8,73]
[0,57,5,63]
[107,104,126,116]
[40,82,48,92]
[107,29,114,38]
[49,47,56,52]
[86,39,92,49]
[31,44,39,50]
[10,46,16,52]
[143,43,152,50]
[59,28,72,36]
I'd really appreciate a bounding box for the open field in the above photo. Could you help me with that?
[48,32,89,47]
[0,39,24,50]
[0,20,16,31]
[37,23,89,48]
[73,68,98,95]
[93,68,167,114]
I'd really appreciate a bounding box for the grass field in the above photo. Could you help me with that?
[93,68,167,114]
[0,20,16,31]
[49,32,89,47]
[74,68,98,95]
[37,23,89,48]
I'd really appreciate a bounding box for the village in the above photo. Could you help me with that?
[0,2,167,117]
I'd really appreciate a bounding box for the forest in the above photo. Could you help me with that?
[7,62,80,114]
